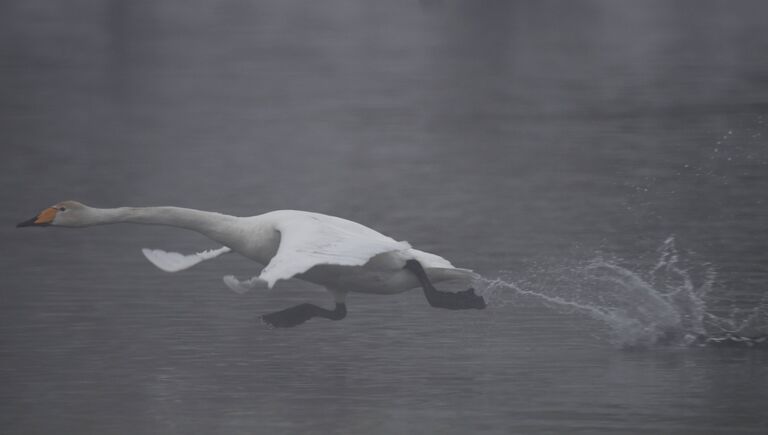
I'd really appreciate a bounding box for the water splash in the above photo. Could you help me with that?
[474,237,768,348]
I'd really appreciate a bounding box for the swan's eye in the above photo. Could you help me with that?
[58,207,67,212]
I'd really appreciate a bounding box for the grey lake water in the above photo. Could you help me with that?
[2,1,768,433]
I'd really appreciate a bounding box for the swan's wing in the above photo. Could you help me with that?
[259,214,410,288]
[142,246,231,272]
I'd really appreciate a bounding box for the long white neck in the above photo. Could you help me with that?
[83,206,240,241]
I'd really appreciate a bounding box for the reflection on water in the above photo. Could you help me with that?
[2,1,768,433]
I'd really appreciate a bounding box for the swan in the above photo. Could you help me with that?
[17,201,485,327]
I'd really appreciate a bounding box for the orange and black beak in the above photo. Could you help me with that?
[17,207,57,228]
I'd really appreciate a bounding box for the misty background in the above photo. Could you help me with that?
[2,1,768,434]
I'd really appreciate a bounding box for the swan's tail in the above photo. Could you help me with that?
[426,267,479,283]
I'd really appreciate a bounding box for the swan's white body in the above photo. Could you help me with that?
[144,210,473,297]
[29,203,475,302]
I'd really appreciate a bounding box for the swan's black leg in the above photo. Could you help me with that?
[260,303,347,328]
[404,259,486,310]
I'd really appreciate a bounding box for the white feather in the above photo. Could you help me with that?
[142,246,231,272]
[222,275,268,294]
[258,212,411,288]
[406,248,455,268]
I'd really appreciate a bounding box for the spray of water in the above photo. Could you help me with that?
[473,237,768,348]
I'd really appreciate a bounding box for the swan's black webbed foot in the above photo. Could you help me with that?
[404,259,486,310]
[260,303,347,328]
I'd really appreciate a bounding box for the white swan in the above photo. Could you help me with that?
[17,201,485,327]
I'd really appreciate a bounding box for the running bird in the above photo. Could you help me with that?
[17,201,485,327]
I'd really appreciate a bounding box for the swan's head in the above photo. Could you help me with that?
[17,200,91,228]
